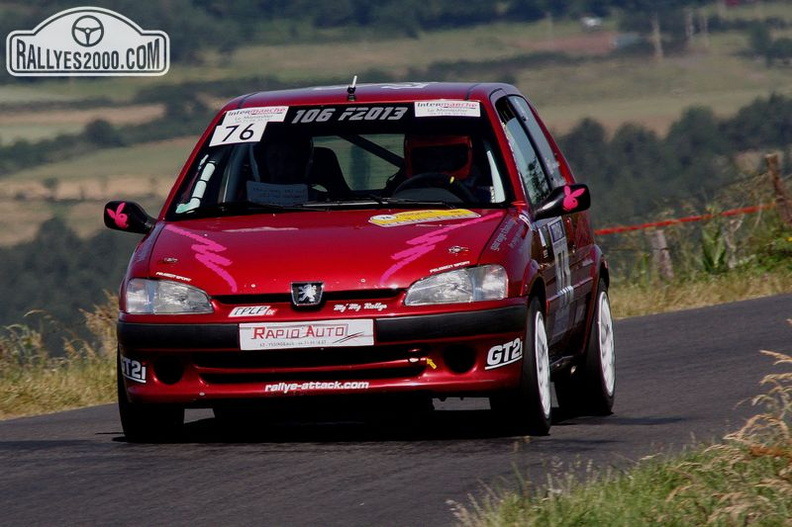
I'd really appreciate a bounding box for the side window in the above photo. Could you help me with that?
[496,98,552,204]
[509,96,566,188]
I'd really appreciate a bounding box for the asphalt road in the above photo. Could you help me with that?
[1,294,790,527]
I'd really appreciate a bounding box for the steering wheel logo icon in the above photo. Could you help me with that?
[71,15,104,47]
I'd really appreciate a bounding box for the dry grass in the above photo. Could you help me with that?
[667,348,792,525]
[0,297,117,420]
[610,270,792,320]
[455,332,792,526]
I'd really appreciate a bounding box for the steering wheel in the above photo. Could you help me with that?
[391,172,476,203]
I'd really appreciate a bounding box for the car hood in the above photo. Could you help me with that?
[146,208,506,295]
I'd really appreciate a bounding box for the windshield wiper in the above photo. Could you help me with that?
[377,197,459,208]
[182,201,311,217]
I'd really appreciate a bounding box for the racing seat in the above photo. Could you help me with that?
[391,135,480,203]
[308,147,353,199]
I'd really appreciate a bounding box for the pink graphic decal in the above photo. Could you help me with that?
[165,225,238,292]
[379,213,498,286]
[562,186,585,211]
[106,203,129,229]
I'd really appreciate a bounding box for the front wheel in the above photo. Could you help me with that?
[117,352,184,443]
[555,278,615,416]
[490,296,552,436]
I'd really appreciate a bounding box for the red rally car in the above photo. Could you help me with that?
[105,81,615,441]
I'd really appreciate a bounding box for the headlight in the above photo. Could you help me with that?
[404,265,508,306]
[125,279,213,314]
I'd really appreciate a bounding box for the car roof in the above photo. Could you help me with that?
[222,82,523,111]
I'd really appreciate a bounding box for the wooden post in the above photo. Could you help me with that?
[698,9,710,50]
[647,229,674,281]
[766,153,792,228]
[651,11,664,61]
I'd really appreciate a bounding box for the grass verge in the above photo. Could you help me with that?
[453,345,792,526]
[0,297,116,420]
[610,268,792,320]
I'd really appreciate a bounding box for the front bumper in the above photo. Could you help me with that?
[118,304,528,405]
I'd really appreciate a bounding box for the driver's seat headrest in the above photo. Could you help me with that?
[404,135,473,180]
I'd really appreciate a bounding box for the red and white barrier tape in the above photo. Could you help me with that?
[594,203,776,236]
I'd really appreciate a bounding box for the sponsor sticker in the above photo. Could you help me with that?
[428,260,471,274]
[264,381,370,394]
[332,302,388,313]
[209,106,289,146]
[154,271,192,283]
[6,6,169,77]
[239,319,374,350]
[414,100,480,118]
[120,356,147,383]
[485,338,523,370]
[229,305,276,318]
[490,218,519,252]
[369,209,480,228]
[225,107,289,124]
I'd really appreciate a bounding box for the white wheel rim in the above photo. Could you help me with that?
[598,291,616,396]
[534,311,551,418]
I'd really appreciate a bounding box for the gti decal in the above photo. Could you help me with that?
[164,225,238,293]
[485,338,523,370]
[120,356,147,383]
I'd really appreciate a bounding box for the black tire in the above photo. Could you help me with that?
[555,278,615,417]
[490,296,552,436]
[117,352,184,443]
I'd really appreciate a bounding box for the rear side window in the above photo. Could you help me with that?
[496,97,552,205]
[508,96,566,188]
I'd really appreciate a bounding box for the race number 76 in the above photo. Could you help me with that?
[209,121,268,146]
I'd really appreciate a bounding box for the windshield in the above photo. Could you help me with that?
[168,102,512,219]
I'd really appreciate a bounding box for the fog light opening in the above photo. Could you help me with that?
[443,346,476,374]
[153,358,184,385]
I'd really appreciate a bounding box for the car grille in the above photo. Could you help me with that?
[214,289,402,305]
[192,345,427,384]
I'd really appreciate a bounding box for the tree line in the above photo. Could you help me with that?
[561,93,792,227]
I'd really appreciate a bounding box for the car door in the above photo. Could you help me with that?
[493,95,580,344]
[509,96,595,333]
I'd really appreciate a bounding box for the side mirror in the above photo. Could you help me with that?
[103,201,155,234]
[533,184,591,221]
